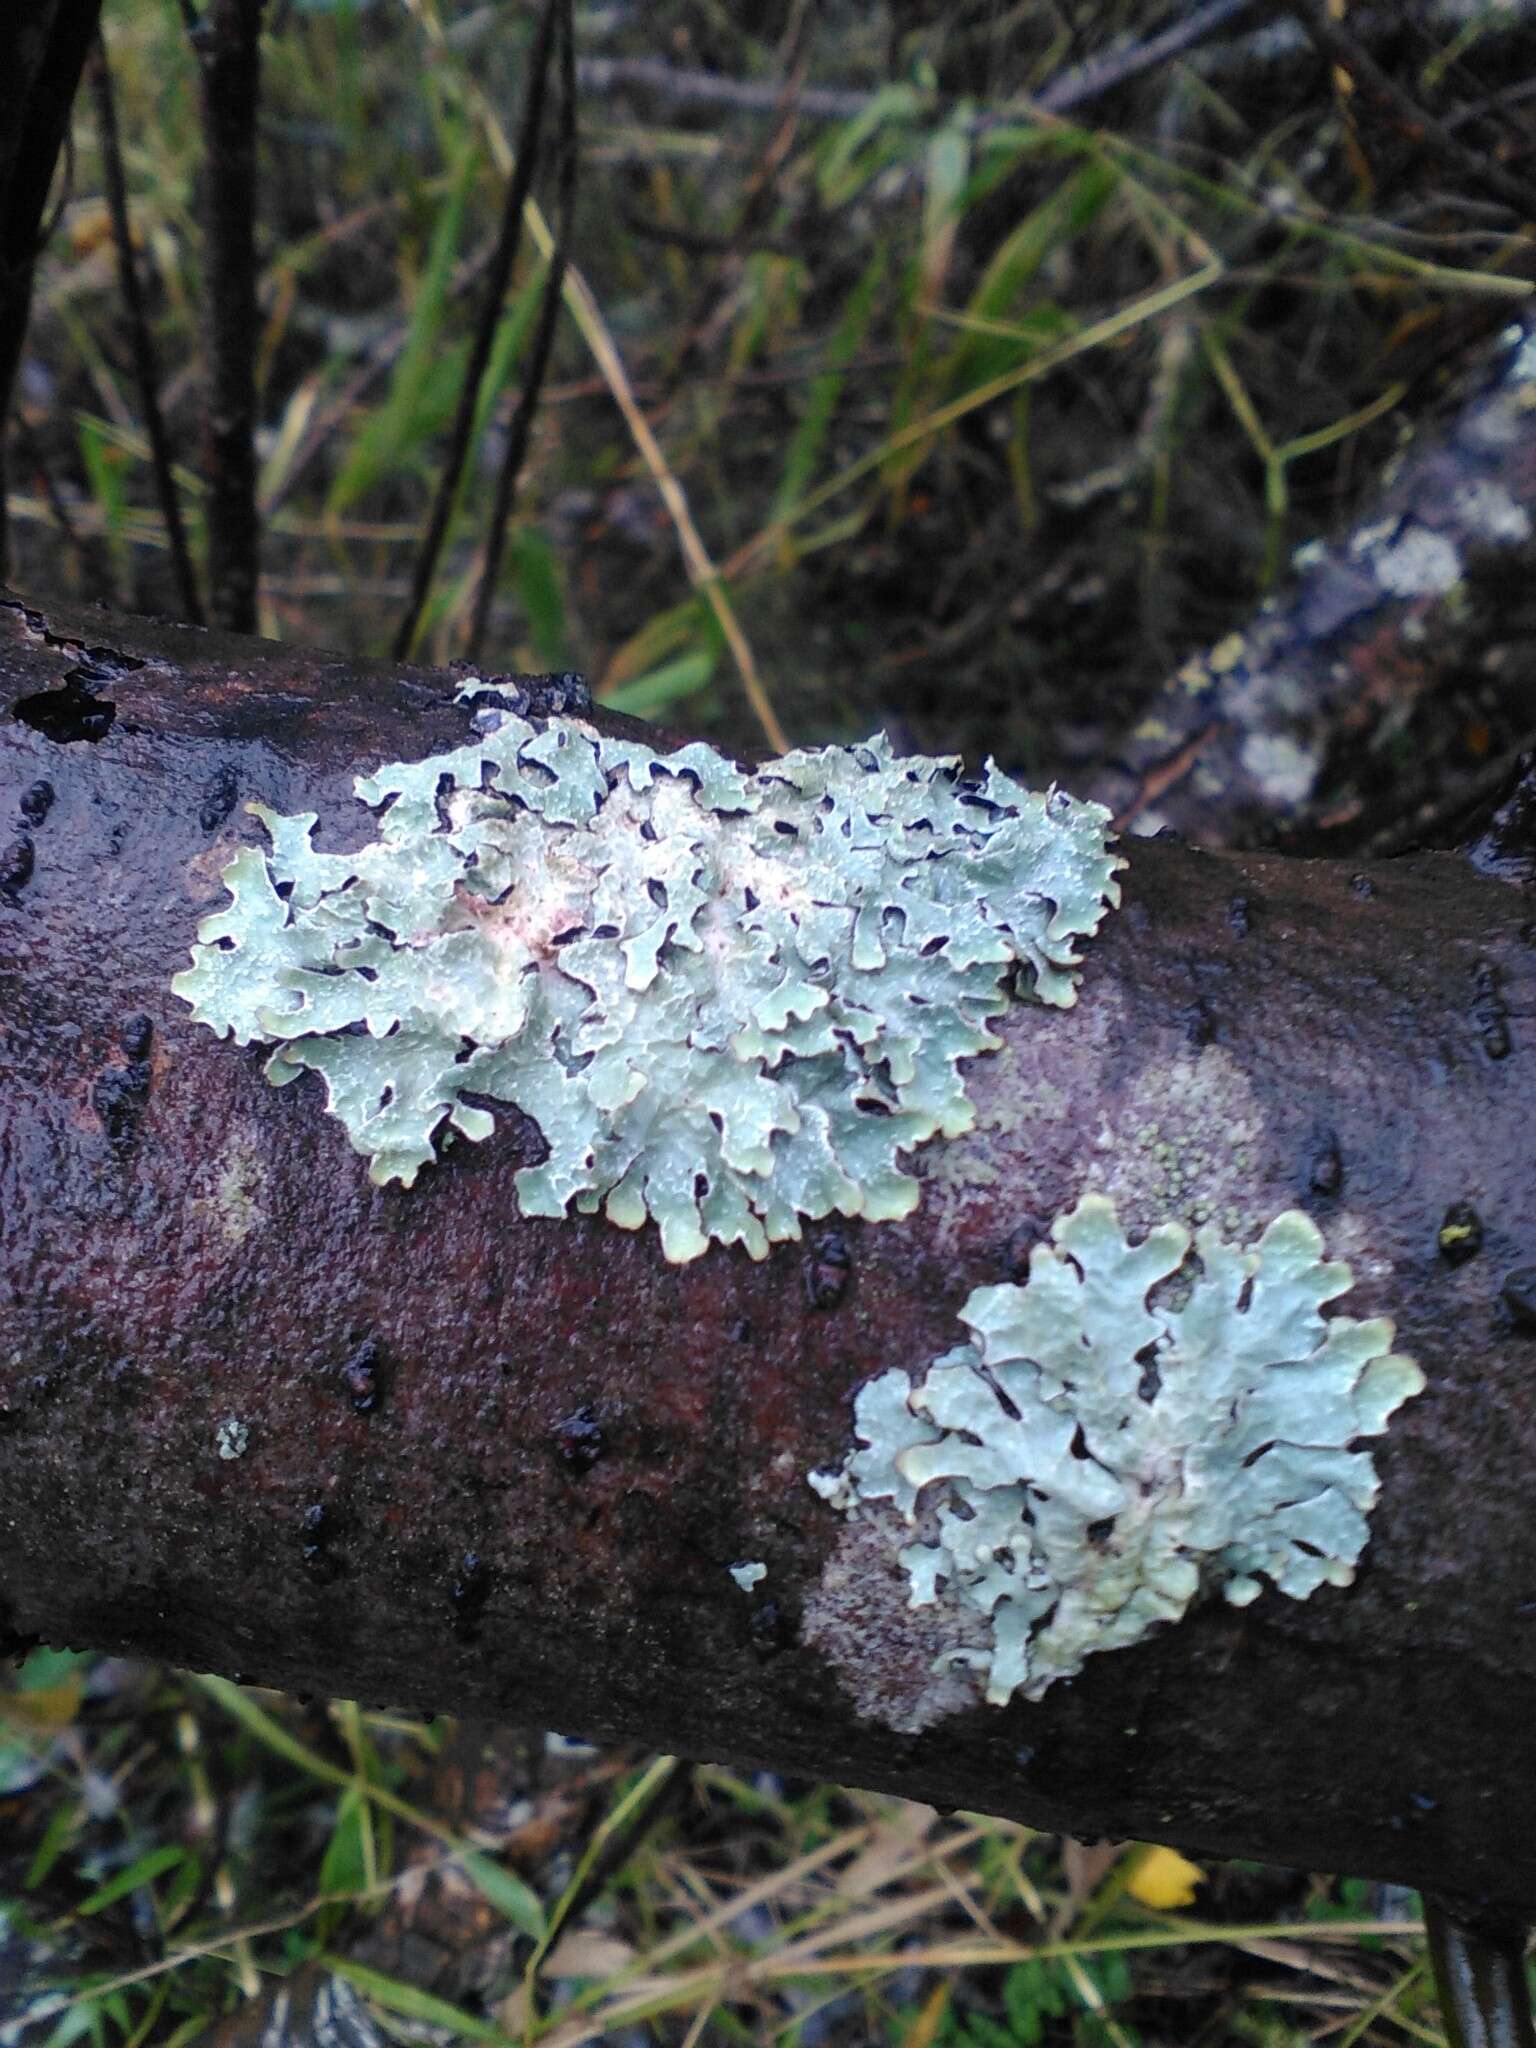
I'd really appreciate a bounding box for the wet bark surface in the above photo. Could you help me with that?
[1,589,1534,1908]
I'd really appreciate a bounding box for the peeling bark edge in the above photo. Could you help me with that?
[0,588,1534,1910]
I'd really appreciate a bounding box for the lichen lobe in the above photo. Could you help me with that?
[172,713,1121,1262]
[808,1197,1424,1716]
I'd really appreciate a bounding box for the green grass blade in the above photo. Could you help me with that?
[458,1848,547,1940]
[771,244,886,526]
[604,647,718,718]
[75,1845,187,1918]
[938,157,1117,394]
[327,1957,516,2041]
[326,134,480,517]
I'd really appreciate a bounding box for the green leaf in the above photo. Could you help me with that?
[939,159,1116,395]
[772,245,887,525]
[458,1847,547,1939]
[42,2004,106,2048]
[327,1957,516,2041]
[510,524,568,669]
[193,1674,349,1790]
[25,1798,82,1889]
[326,136,479,516]
[319,1784,370,1900]
[919,115,971,301]
[603,646,717,719]
[817,85,923,206]
[15,1648,91,1693]
[76,1844,187,1917]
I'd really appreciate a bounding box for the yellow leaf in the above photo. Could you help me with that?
[1126,1844,1206,1910]
[903,1981,951,2048]
[0,1676,83,1738]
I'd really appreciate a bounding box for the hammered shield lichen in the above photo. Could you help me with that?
[810,1196,1424,1704]
[172,711,1121,1261]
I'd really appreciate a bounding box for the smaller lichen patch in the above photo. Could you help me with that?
[215,1417,250,1461]
[729,1560,767,1592]
[808,1197,1423,1714]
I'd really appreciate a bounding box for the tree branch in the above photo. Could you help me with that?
[1089,310,1536,848]
[190,0,265,633]
[573,2,1271,132]
[393,0,564,662]
[0,0,104,580]
[0,586,1532,1909]
[89,33,204,624]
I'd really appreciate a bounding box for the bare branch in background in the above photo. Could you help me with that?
[575,0,1269,130]
[1292,0,1536,223]
[1088,312,1536,850]
[89,34,203,624]
[393,0,564,662]
[465,0,578,666]
[189,0,264,633]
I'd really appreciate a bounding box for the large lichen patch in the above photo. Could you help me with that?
[809,1197,1423,1707]
[173,712,1121,1261]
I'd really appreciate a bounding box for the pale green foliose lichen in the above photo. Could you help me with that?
[172,712,1122,1262]
[809,1196,1424,1706]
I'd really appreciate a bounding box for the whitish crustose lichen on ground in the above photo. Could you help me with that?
[173,709,1121,1261]
[810,1196,1423,1705]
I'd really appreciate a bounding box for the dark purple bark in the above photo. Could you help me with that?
[1,589,1534,1909]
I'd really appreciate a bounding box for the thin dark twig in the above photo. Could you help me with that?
[10,415,88,566]
[1035,0,1269,112]
[573,0,1269,132]
[1423,1896,1536,2048]
[656,5,812,402]
[1293,0,1536,221]
[1442,75,1536,140]
[392,0,562,661]
[192,0,265,633]
[89,36,203,622]
[464,0,576,667]
[0,0,104,580]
